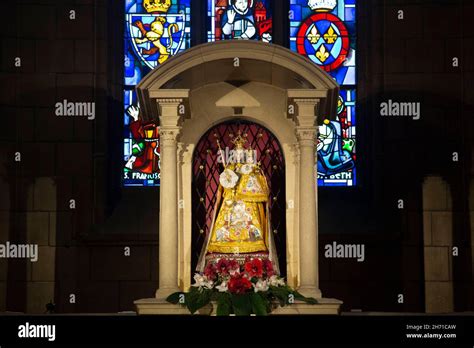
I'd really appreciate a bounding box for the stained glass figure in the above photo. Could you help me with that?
[124,0,191,186]
[290,0,357,186]
[208,0,273,42]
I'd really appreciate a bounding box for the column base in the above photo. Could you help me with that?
[297,286,322,299]
[155,287,180,300]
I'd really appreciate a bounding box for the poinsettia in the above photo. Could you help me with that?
[215,259,230,276]
[166,257,318,316]
[244,258,263,278]
[204,262,217,281]
[228,274,252,294]
[227,259,240,275]
[262,259,274,277]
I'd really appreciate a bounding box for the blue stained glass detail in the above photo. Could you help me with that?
[290,0,357,187]
[123,0,191,187]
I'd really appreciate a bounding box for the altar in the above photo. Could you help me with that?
[134,40,343,315]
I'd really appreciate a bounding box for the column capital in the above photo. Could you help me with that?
[296,127,317,147]
[288,94,320,128]
[157,98,185,105]
[287,89,326,100]
[159,127,181,144]
[292,98,320,106]
[157,97,185,127]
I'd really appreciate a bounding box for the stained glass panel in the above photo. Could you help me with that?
[124,0,191,186]
[290,0,357,186]
[207,0,273,42]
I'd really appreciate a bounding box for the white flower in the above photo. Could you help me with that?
[268,275,285,287]
[216,281,228,292]
[203,280,214,290]
[192,273,208,288]
[192,273,215,290]
[219,169,239,189]
[253,279,269,292]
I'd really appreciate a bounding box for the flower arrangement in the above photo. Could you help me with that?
[166,257,318,316]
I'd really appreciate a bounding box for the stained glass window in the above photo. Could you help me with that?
[124,0,191,186]
[207,0,273,42]
[290,0,357,186]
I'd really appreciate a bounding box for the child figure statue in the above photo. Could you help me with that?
[196,132,279,274]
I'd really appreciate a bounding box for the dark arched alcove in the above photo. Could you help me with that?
[191,119,287,278]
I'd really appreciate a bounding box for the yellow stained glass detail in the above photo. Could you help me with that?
[324,25,338,44]
[316,44,330,63]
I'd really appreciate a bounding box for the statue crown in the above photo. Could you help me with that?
[231,132,248,149]
[143,0,171,13]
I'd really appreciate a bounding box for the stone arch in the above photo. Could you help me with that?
[137,40,339,122]
[135,41,342,314]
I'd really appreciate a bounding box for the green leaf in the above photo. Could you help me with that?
[231,294,252,316]
[250,292,268,316]
[166,292,184,305]
[292,290,318,305]
[269,286,290,306]
[185,288,212,314]
[216,293,232,316]
[184,290,199,314]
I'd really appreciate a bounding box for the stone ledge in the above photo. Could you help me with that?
[134,298,192,315]
[134,298,342,316]
[271,298,342,315]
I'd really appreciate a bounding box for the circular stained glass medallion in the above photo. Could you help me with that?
[296,13,350,72]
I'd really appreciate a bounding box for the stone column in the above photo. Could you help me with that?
[294,97,322,299]
[155,98,183,299]
[422,176,454,313]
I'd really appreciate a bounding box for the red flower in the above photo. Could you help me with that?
[216,259,230,276]
[244,258,264,278]
[204,263,217,281]
[227,259,240,274]
[228,275,252,294]
[262,259,274,277]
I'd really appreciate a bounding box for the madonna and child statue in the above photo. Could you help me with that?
[196,132,280,275]
[166,132,318,316]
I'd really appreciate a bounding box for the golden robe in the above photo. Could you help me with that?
[206,163,270,254]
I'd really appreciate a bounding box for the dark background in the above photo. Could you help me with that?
[0,0,472,313]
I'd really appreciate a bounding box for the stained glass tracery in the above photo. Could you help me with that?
[290,0,357,186]
[124,0,191,186]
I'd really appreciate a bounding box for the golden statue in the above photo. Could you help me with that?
[197,132,279,273]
